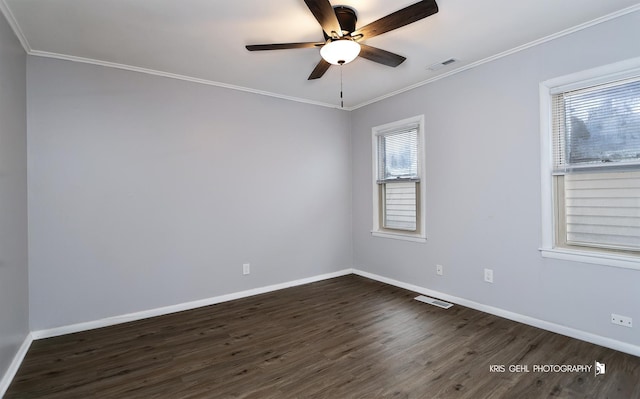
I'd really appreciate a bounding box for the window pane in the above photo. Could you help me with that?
[384,182,417,231]
[378,129,418,180]
[372,115,424,239]
[562,78,640,167]
[564,170,640,251]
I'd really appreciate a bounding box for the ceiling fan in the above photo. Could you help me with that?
[246,0,439,80]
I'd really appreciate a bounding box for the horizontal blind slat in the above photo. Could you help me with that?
[565,178,640,189]
[566,188,640,198]
[567,215,640,227]
[566,207,640,217]
[564,170,640,180]
[384,182,416,231]
[566,198,640,207]
[552,78,640,171]
[377,128,419,181]
[567,223,640,236]
[564,170,640,250]
[567,233,640,248]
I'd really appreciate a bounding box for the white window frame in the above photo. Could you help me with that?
[539,57,640,270]
[371,115,427,243]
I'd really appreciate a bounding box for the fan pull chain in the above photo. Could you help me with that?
[340,62,344,108]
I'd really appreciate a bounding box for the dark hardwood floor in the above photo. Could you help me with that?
[6,275,640,398]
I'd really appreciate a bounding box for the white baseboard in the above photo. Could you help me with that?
[7,266,637,396]
[0,332,33,398]
[352,269,640,358]
[32,269,354,340]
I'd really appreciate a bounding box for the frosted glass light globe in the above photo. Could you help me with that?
[320,39,361,65]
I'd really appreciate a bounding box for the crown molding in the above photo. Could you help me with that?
[2,0,639,112]
[350,3,640,110]
[0,0,31,52]
[2,0,344,109]
[29,49,346,110]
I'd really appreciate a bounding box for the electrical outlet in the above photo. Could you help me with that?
[611,313,632,328]
[484,268,493,283]
[243,263,250,275]
[436,264,443,276]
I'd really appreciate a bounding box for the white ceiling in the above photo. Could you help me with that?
[2,0,639,109]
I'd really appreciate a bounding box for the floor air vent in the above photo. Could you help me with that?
[414,295,453,309]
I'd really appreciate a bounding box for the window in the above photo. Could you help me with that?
[372,115,426,242]
[540,58,640,269]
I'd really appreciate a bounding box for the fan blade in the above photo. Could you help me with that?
[352,0,438,40]
[358,44,406,67]
[308,59,331,80]
[304,0,343,38]
[246,42,324,51]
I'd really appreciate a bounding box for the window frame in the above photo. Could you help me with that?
[539,57,640,270]
[371,115,427,243]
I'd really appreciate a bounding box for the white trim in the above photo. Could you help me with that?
[351,4,640,110]
[0,0,344,110]
[352,269,640,357]
[540,248,640,271]
[539,81,555,251]
[539,57,640,271]
[0,333,33,398]
[31,269,353,339]
[545,57,640,94]
[2,0,638,111]
[371,115,427,243]
[0,0,31,52]
[371,231,426,243]
[4,268,639,393]
[27,50,345,111]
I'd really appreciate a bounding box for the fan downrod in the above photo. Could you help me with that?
[324,6,357,39]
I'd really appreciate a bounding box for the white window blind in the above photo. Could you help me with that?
[564,170,640,251]
[552,77,640,171]
[383,181,417,230]
[551,75,640,254]
[377,126,419,181]
[376,125,420,232]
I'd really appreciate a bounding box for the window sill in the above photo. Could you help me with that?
[540,247,640,271]
[372,231,427,243]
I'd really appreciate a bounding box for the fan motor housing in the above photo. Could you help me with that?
[323,6,357,39]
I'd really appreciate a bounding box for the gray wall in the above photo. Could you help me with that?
[0,10,28,382]
[18,6,640,349]
[352,11,640,347]
[27,57,352,330]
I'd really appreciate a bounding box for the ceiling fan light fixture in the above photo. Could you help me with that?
[320,39,361,65]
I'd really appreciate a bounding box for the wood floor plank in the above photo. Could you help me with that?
[6,275,640,398]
